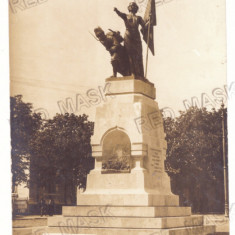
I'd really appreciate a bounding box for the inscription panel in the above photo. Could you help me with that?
[149,148,163,175]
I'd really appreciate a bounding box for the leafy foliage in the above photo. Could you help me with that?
[11,95,94,204]
[164,107,227,213]
[30,113,94,204]
[10,95,42,191]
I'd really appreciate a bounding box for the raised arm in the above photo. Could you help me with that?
[114,7,127,21]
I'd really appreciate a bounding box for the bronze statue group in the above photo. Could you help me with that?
[94,2,154,79]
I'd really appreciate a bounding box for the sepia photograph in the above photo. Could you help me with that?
[3,0,235,234]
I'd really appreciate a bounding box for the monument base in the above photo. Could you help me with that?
[45,205,215,235]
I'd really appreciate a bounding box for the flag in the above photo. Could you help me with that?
[142,0,157,55]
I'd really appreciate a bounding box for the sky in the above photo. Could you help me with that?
[9,0,227,121]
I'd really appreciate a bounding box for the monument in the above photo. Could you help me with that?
[45,1,216,234]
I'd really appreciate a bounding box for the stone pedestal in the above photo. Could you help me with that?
[77,76,176,207]
[45,76,215,235]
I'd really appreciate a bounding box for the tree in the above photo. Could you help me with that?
[10,95,42,192]
[164,107,227,213]
[30,113,94,204]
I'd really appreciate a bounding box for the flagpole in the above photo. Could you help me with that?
[221,103,229,217]
[145,13,151,79]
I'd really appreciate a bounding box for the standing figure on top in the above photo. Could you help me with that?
[114,2,146,79]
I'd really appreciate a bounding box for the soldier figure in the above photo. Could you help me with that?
[94,27,130,77]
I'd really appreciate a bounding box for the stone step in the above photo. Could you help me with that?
[63,206,191,217]
[13,226,48,235]
[45,225,216,235]
[47,215,203,229]
[77,194,179,206]
[13,217,47,228]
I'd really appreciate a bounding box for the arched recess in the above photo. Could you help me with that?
[102,129,131,173]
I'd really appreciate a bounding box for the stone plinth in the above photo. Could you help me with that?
[105,75,156,99]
